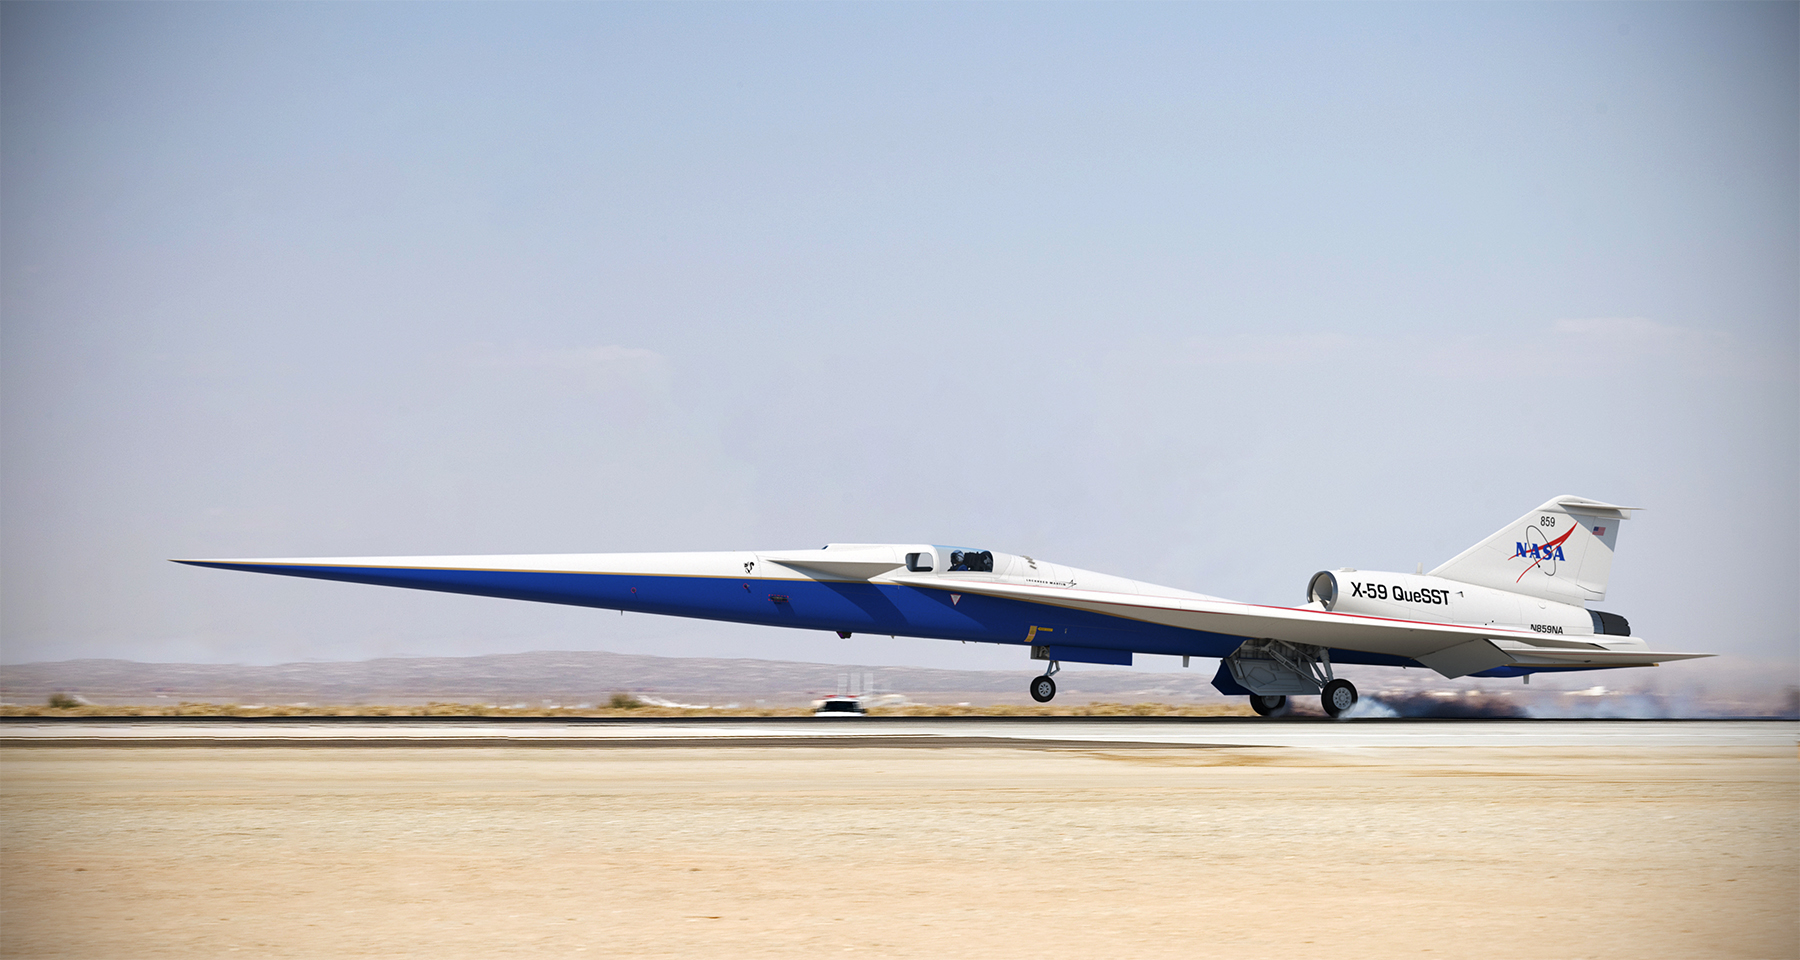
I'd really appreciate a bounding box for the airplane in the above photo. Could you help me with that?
[176,495,1708,718]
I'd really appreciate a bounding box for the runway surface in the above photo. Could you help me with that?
[4,719,1796,959]
[5,716,1794,749]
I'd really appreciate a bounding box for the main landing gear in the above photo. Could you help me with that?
[1245,680,1358,718]
[1030,660,1061,702]
[1321,678,1359,718]
[1225,639,1360,718]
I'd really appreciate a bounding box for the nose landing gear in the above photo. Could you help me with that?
[1029,660,1061,702]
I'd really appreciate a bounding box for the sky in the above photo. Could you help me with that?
[3,3,1795,695]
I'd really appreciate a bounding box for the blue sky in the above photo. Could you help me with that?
[3,3,1794,693]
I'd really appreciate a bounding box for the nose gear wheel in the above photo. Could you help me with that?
[1029,659,1061,702]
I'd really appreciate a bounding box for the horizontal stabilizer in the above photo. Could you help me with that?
[1486,642,1712,669]
[1418,638,1708,678]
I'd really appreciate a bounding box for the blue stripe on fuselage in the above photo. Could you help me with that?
[177,561,1418,667]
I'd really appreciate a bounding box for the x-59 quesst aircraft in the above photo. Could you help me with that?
[179,495,1707,717]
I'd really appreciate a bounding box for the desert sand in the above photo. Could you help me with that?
[2,741,1794,959]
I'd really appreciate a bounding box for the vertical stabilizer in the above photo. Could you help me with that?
[1428,496,1637,603]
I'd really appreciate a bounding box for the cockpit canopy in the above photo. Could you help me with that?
[905,547,994,574]
[949,549,993,572]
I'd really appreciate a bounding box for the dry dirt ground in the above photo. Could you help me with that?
[1,743,1794,960]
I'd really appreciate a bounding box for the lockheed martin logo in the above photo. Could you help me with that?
[1511,522,1576,581]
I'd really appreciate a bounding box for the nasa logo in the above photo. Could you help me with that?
[1511,520,1577,582]
[1514,542,1567,562]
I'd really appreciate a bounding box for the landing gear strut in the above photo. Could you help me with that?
[1030,660,1061,703]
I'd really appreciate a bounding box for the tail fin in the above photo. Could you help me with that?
[1429,496,1638,603]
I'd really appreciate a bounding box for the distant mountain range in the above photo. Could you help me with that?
[0,649,1231,707]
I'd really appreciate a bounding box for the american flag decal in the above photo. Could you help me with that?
[1592,526,1606,536]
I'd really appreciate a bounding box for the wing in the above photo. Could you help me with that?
[892,573,1709,673]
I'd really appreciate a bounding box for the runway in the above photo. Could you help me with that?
[3,719,1795,959]
[4,716,1794,749]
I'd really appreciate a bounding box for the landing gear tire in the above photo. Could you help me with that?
[1030,675,1057,703]
[1248,695,1289,718]
[1322,679,1359,718]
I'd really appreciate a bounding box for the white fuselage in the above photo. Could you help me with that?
[1310,570,1599,637]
